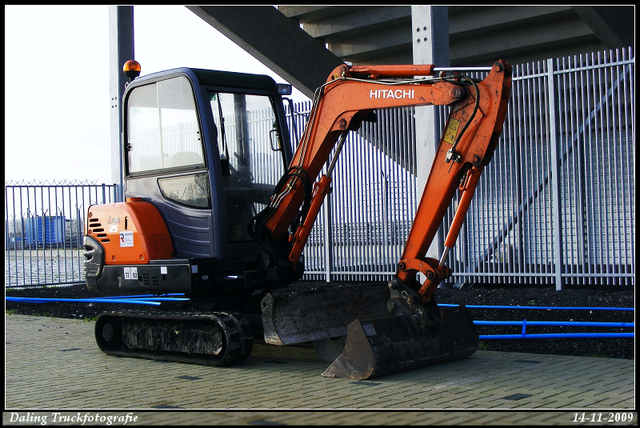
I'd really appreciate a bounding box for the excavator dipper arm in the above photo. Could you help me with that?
[397,61,512,304]
[254,60,512,379]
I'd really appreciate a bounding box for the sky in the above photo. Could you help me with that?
[4,5,309,185]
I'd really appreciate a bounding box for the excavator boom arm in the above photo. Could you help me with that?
[251,60,512,295]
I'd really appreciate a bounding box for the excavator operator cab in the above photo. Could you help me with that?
[121,64,294,262]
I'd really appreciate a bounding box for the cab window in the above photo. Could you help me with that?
[158,173,211,208]
[127,76,204,174]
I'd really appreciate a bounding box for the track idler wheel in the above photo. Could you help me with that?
[321,304,479,380]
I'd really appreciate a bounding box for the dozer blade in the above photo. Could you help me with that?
[261,282,391,345]
[321,305,478,380]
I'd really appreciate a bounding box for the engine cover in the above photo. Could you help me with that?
[86,198,174,265]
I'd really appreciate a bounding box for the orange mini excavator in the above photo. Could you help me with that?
[84,59,511,379]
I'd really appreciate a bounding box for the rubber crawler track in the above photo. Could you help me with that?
[95,310,254,366]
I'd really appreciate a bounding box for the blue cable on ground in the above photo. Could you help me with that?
[440,303,634,311]
[6,295,189,306]
[480,333,634,340]
[474,320,634,328]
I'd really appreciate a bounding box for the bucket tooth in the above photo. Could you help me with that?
[322,305,478,380]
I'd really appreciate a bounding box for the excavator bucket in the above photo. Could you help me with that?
[261,282,391,345]
[261,281,479,379]
[322,305,478,380]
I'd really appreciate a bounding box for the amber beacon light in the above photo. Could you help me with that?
[123,60,141,81]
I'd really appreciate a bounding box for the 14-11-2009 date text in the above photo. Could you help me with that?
[572,413,635,423]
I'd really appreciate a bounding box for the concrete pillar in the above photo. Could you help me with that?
[411,5,449,259]
[109,6,134,201]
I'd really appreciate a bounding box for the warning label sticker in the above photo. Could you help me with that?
[120,231,134,247]
[443,118,461,145]
[123,267,138,280]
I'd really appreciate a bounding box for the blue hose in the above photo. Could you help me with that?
[480,332,634,340]
[5,295,189,306]
[6,296,162,306]
[474,320,634,328]
[440,303,634,311]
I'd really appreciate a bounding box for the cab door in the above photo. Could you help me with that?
[124,73,218,260]
[209,91,289,246]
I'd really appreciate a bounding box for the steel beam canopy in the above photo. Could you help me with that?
[187,6,344,99]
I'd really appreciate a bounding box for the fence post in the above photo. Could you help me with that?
[547,58,564,290]
[322,191,333,282]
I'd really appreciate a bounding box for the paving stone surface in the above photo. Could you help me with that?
[4,314,636,426]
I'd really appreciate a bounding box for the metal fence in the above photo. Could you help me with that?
[5,181,118,287]
[294,47,635,289]
[4,47,634,289]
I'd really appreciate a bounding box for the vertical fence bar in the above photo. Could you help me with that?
[593,52,605,284]
[322,188,332,283]
[623,48,635,284]
[547,58,565,290]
